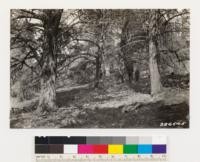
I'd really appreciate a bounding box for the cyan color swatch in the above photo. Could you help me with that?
[138,145,152,154]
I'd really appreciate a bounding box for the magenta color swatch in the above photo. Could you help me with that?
[78,144,93,154]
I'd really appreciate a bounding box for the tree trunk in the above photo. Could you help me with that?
[148,10,162,95]
[135,68,140,82]
[102,56,110,77]
[124,58,134,84]
[101,47,110,77]
[36,10,62,113]
[94,55,101,88]
[149,39,162,95]
[104,65,110,77]
[37,54,57,112]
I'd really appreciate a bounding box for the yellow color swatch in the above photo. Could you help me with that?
[108,144,123,154]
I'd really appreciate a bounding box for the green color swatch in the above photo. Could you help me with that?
[123,144,138,154]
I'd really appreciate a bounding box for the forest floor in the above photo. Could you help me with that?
[10,75,189,128]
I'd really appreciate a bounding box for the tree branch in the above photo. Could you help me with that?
[163,11,189,26]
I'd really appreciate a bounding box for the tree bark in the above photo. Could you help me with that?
[37,57,56,112]
[120,17,134,84]
[124,57,134,84]
[101,54,110,77]
[148,10,162,95]
[104,64,110,77]
[149,39,162,95]
[36,10,62,113]
[94,55,101,88]
[135,68,140,82]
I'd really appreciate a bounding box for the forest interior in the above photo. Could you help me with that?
[10,9,190,128]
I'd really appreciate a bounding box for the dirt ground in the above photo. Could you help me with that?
[10,80,189,128]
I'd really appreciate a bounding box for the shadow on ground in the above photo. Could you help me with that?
[10,75,189,128]
[10,100,189,128]
[59,102,189,128]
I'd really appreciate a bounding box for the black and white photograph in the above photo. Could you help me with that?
[10,9,190,128]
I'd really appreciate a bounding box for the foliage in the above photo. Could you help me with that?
[10,9,190,118]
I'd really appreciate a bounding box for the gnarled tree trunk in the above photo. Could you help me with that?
[37,55,57,112]
[36,10,62,113]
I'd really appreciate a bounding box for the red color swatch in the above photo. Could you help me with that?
[93,145,108,154]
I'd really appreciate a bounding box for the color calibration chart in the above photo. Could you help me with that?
[35,136,168,162]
